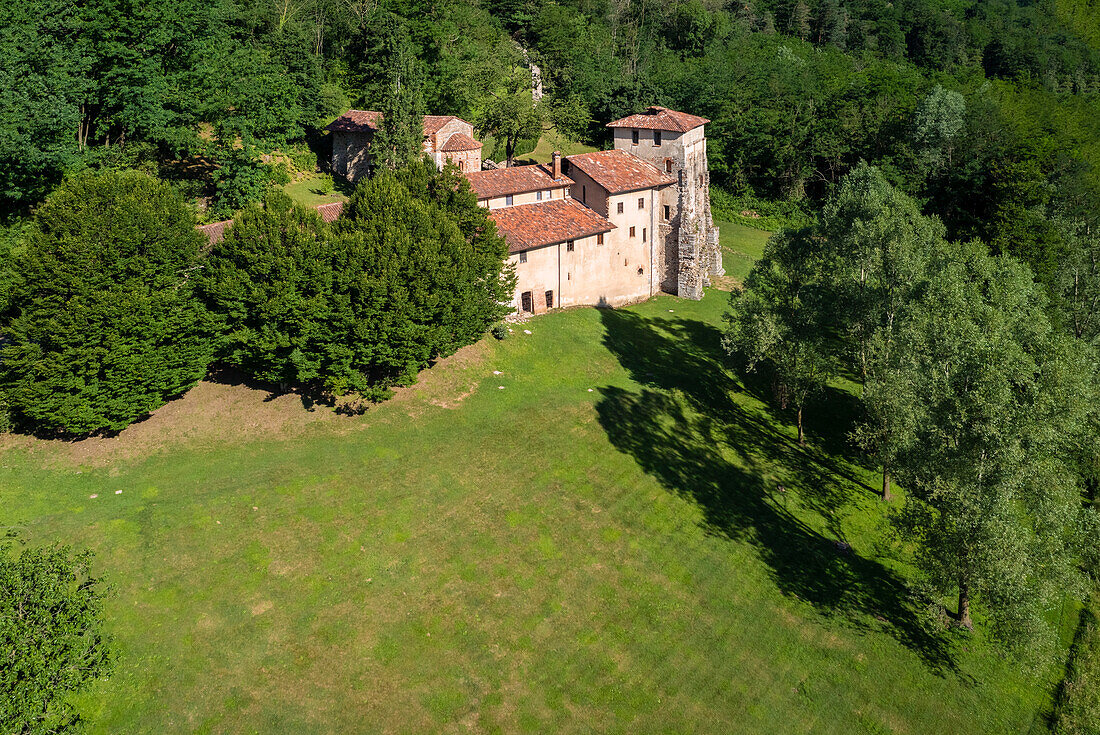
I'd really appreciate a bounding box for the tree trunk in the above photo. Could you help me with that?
[796,406,805,445]
[881,464,892,502]
[958,581,973,630]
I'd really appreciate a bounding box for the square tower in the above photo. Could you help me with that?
[607,106,722,300]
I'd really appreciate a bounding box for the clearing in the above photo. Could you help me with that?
[0,228,1072,733]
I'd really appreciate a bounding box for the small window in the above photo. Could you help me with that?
[518,250,527,264]
[617,202,624,214]
[521,291,533,312]
[566,240,575,252]
[654,130,662,146]
[698,174,703,186]
[631,129,639,145]
[642,227,647,242]
[665,159,673,174]
[663,205,670,221]
[638,197,645,210]
[597,233,604,245]
[506,194,514,205]
[637,266,644,275]
[629,226,636,238]
[536,190,543,201]
[567,272,571,280]
[545,290,554,309]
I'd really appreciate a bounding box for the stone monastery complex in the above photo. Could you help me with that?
[204,106,723,316]
[324,105,724,313]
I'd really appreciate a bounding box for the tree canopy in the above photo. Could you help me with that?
[0,170,215,434]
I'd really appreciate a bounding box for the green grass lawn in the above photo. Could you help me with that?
[1,288,1068,733]
[284,174,349,209]
[717,219,773,284]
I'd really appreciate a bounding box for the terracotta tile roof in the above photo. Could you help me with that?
[440,132,482,152]
[423,115,459,135]
[607,106,709,133]
[315,201,345,222]
[197,220,231,245]
[565,149,675,195]
[490,198,615,253]
[464,164,573,199]
[325,110,384,133]
[326,111,470,136]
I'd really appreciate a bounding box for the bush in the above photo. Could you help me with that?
[710,187,812,231]
[0,537,114,733]
[491,323,508,340]
[209,140,284,219]
[0,170,216,434]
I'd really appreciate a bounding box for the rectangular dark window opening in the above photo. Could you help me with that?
[665,159,673,174]
[629,226,636,238]
[631,129,639,145]
[642,227,647,242]
[545,290,554,309]
[654,130,662,146]
[521,291,532,312]
[638,197,645,210]
[566,240,575,251]
[506,194,514,205]
[617,202,624,214]
[536,190,543,201]
[664,205,671,221]
[518,251,527,264]
[597,233,604,245]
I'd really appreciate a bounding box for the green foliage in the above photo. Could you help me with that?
[209,140,288,220]
[723,228,836,443]
[0,170,215,434]
[710,188,812,231]
[370,19,426,171]
[200,163,511,398]
[476,67,544,167]
[0,536,113,733]
[890,242,1096,655]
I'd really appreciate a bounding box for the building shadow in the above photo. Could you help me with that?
[595,307,957,673]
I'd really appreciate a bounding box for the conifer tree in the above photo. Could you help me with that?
[0,171,214,434]
[371,20,424,171]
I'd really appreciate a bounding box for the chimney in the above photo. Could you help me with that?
[552,151,562,180]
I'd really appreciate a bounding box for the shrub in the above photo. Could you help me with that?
[491,323,508,340]
[0,537,114,733]
[710,186,812,231]
[0,170,216,434]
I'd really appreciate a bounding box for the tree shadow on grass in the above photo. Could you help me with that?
[595,307,957,673]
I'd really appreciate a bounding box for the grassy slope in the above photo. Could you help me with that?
[717,220,772,284]
[284,175,349,209]
[0,274,1062,733]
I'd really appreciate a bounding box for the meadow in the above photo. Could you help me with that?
[0,236,1071,733]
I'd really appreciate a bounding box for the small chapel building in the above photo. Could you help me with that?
[326,111,482,180]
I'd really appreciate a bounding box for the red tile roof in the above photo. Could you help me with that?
[440,132,482,152]
[325,111,471,137]
[607,106,709,133]
[490,199,615,253]
[565,150,675,195]
[315,201,345,222]
[464,164,573,199]
[197,220,231,245]
[325,110,384,133]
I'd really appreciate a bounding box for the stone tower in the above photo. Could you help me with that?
[607,106,722,299]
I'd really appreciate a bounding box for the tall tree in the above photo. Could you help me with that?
[0,171,215,434]
[816,164,944,498]
[475,65,543,167]
[893,242,1096,652]
[0,537,114,733]
[724,228,835,444]
[371,19,425,171]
